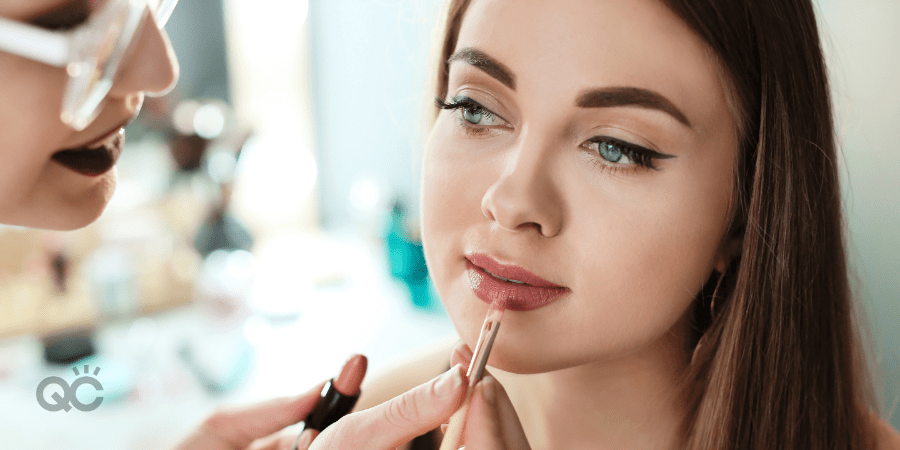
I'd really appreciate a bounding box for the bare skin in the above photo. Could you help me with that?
[0,0,178,229]
[5,1,897,449]
[419,0,738,448]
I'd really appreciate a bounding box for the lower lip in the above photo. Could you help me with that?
[51,130,124,177]
[465,259,568,311]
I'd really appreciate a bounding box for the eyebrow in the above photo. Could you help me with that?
[576,87,692,128]
[448,47,517,91]
[448,47,692,128]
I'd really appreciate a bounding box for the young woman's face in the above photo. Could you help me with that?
[0,0,178,230]
[422,0,739,373]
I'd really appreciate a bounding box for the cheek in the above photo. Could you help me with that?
[567,205,715,348]
[421,123,493,333]
[422,125,471,282]
[0,57,83,226]
[559,161,732,357]
[0,54,67,132]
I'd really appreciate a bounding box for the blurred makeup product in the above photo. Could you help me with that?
[50,250,69,295]
[42,242,98,365]
[42,331,96,365]
[194,135,253,258]
[177,336,252,394]
[86,246,138,318]
[439,303,505,450]
[384,200,434,310]
[193,201,253,258]
[293,354,368,449]
[170,133,209,172]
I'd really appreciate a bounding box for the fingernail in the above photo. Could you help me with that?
[435,363,464,397]
[481,375,496,404]
[295,429,316,450]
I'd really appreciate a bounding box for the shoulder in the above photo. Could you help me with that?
[353,334,458,412]
[872,415,900,450]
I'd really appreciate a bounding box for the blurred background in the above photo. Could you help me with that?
[0,0,896,448]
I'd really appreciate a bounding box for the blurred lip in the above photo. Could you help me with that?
[465,253,569,311]
[69,116,135,150]
[52,131,124,177]
[50,115,136,177]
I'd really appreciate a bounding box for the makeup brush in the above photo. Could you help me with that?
[439,302,505,450]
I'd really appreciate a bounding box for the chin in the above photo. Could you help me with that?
[55,175,117,230]
[9,170,117,231]
[485,337,579,375]
[448,305,571,375]
[15,201,109,231]
[42,203,109,230]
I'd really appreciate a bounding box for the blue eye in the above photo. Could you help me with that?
[584,137,675,171]
[435,96,507,130]
[462,107,484,125]
[597,141,625,163]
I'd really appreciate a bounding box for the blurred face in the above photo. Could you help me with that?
[422,0,738,373]
[0,0,178,230]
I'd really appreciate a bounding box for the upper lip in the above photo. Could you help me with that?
[60,116,135,151]
[466,253,566,288]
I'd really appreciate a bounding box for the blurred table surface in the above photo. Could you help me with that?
[0,229,456,450]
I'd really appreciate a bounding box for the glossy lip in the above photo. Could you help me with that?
[465,253,569,311]
[51,131,124,177]
[50,115,136,176]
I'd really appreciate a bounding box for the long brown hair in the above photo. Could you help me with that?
[429,0,877,448]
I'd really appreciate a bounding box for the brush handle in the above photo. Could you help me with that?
[439,308,503,450]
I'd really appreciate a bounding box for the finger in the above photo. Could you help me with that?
[450,340,473,368]
[450,341,493,381]
[464,378,504,449]
[184,382,326,450]
[465,376,530,450]
[489,376,530,449]
[312,364,467,449]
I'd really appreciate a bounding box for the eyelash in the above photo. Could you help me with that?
[582,136,667,171]
[435,96,671,172]
[435,96,504,136]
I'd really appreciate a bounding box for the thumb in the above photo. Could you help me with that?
[312,364,466,450]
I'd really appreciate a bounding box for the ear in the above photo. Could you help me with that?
[714,234,742,273]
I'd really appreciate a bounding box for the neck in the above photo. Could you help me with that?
[493,326,692,450]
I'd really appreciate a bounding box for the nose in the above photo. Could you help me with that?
[107,10,180,99]
[480,135,564,237]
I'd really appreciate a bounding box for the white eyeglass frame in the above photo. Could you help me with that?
[0,0,179,131]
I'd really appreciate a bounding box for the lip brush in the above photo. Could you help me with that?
[439,302,505,450]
